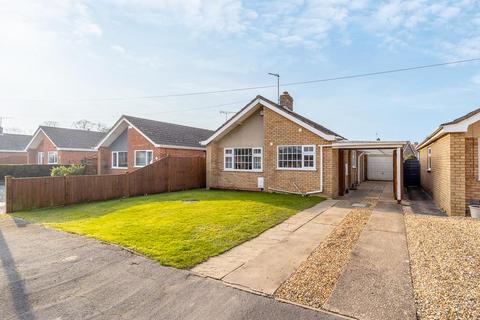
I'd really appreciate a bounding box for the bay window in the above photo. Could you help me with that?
[112,151,128,168]
[134,150,153,167]
[224,147,262,171]
[277,145,316,170]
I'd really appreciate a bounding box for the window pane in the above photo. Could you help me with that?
[136,151,147,166]
[119,152,128,167]
[225,156,233,169]
[234,148,253,170]
[253,156,261,169]
[304,154,314,168]
[112,152,118,167]
[278,146,302,168]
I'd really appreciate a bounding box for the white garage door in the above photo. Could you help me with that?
[367,155,393,181]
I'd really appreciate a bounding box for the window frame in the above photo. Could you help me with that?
[37,152,44,164]
[477,140,480,181]
[134,150,153,168]
[111,151,128,169]
[277,145,316,171]
[47,151,58,164]
[427,147,432,172]
[223,147,263,172]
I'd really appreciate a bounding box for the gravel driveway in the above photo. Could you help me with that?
[0,216,342,320]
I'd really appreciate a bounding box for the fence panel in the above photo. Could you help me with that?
[5,156,206,213]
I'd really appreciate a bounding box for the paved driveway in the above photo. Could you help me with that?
[0,216,342,320]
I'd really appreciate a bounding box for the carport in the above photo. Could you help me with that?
[332,141,407,202]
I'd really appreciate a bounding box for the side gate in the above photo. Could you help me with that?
[403,159,420,187]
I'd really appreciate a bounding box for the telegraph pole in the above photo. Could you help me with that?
[268,73,280,104]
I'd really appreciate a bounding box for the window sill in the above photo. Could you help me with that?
[276,168,317,172]
[223,169,263,173]
[112,167,128,169]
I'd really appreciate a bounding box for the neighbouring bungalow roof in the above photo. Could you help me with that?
[0,133,32,151]
[97,115,214,150]
[417,107,480,150]
[202,95,344,145]
[26,126,106,151]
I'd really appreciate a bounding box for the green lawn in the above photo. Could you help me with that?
[14,189,323,269]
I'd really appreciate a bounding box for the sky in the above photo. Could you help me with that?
[1,0,480,143]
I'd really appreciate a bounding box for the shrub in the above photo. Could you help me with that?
[51,164,86,177]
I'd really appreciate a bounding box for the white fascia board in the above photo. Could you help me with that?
[332,141,407,149]
[443,111,480,132]
[24,128,58,151]
[0,150,27,153]
[95,117,127,149]
[57,148,96,152]
[202,97,338,145]
[416,128,445,150]
[155,144,206,151]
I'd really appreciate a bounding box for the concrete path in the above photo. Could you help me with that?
[0,215,346,320]
[324,183,417,320]
[193,200,349,295]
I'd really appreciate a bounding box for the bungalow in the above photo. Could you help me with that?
[0,127,31,164]
[96,115,214,174]
[202,93,406,200]
[26,126,105,167]
[417,107,480,216]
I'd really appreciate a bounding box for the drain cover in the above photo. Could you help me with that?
[352,203,368,208]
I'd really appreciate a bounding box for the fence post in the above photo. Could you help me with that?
[125,172,130,198]
[63,175,68,205]
[5,175,13,213]
[167,156,171,192]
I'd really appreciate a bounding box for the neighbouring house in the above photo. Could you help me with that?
[25,126,105,170]
[96,115,214,174]
[417,107,480,216]
[0,127,31,164]
[202,93,407,200]
[403,142,419,160]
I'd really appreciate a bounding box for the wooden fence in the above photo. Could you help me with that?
[5,156,206,213]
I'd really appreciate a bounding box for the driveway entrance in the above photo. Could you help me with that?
[0,216,343,320]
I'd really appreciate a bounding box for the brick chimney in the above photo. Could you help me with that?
[279,91,293,111]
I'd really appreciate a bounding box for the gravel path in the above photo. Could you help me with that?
[275,206,372,309]
[405,214,480,319]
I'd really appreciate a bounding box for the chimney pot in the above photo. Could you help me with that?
[279,91,293,111]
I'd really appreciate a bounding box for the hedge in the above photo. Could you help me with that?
[0,164,59,181]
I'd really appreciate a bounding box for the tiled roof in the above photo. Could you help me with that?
[124,115,214,148]
[210,95,344,140]
[39,126,106,149]
[0,133,31,151]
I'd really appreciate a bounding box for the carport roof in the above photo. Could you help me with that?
[332,140,407,149]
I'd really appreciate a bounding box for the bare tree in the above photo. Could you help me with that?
[72,119,109,132]
[42,120,59,127]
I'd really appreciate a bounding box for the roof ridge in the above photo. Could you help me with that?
[39,125,104,134]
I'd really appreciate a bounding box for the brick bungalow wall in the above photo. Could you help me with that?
[27,137,96,166]
[99,127,205,175]
[0,152,28,164]
[207,106,340,197]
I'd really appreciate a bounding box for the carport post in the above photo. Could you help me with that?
[396,147,402,203]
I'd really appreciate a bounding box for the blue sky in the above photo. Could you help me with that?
[1,0,480,143]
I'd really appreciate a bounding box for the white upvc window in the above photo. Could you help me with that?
[427,147,432,172]
[37,152,44,164]
[277,145,316,170]
[112,151,128,169]
[352,151,357,168]
[134,150,153,167]
[223,147,262,172]
[47,151,58,164]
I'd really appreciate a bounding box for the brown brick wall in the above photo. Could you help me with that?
[206,106,339,197]
[98,127,205,175]
[0,152,28,164]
